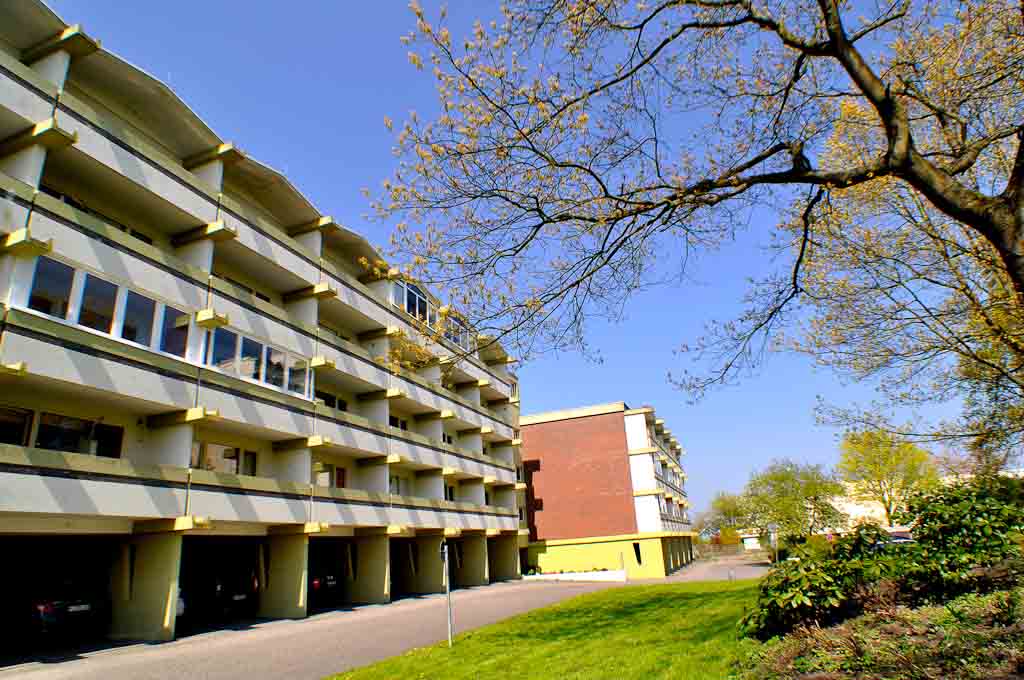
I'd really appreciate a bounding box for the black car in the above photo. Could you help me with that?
[178,539,261,628]
[308,543,346,611]
[27,577,110,640]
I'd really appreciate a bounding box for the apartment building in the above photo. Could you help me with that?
[521,402,693,579]
[0,2,524,643]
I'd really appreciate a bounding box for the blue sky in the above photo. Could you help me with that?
[47,1,957,512]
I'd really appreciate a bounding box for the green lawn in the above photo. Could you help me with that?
[331,580,760,680]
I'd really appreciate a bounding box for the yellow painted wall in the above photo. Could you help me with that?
[528,535,670,579]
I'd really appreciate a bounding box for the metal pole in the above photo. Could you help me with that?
[443,541,453,647]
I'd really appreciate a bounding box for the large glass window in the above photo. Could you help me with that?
[239,337,263,381]
[36,413,123,458]
[287,358,307,395]
[28,257,75,319]
[159,305,189,358]
[208,327,238,373]
[77,274,118,333]
[264,348,285,387]
[0,407,32,446]
[121,291,155,346]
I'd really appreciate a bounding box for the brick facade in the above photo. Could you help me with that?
[522,411,637,541]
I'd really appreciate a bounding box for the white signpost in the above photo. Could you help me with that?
[441,539,453,648]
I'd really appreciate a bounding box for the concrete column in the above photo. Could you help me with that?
[459,430,483,455]
[411,535,444,594]
[29,49,72,88]
[135,422,193,468]
[362,335,390,361]
[494,486,515,509]
[176,239,215,272]
[284,296,318,327]
[414,469,444,500]
[452,535,488,587]
[357,397,388,426]
[353,459,388,493]
[455,383,481,407]
[190,160,224,191]
[0,145,48,187]
[417,362,442,384]
[458,478,485,505]
[263,447,312,484]
[413,414,443,442]
[350,534,390,604]
[259,534,309,619]
[293,230,322,257]
[110,532,183,642]
[488,535,520,582]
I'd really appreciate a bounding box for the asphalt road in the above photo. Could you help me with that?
[1,581,614,680]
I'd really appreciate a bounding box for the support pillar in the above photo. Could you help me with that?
[110,532,183,641]
[452,534,488,587]
[488,534,521,582]
[137,422,193,467]
[411,534,445,594]
[259,534,309,619]
[350,534,390,604]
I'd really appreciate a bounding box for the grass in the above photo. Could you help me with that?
[330,580,760,680]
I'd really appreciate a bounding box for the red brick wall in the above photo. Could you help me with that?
[522,411,636,541]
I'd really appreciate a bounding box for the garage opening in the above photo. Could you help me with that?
[388,537,418,600]
[447,535,487,588]
[177,536,263,635]
[0,535,120,663]
[307,537,356,613]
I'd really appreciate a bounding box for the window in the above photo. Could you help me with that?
[335,467,346,489]
[316,390,337,409]
[36,413,123,458]
[389,415,408,431]
[239,337,263,380]
[208,327,238,373]
[518,507,525,521]
[190,443,256,475]
[389,475,403,495]
[442,432,454,445]
[28,257,75,319]
[0,407,32,446]
[445,484,456,501]
[287,358,307,395]
[405,283,428,320]
[264,348,285,388]
[77,273,118,333]
[516,466,523,482]
[121,291,155,345]
[484,490,492,506]
[159,305,189,358]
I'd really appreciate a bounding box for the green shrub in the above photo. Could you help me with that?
[739,525,898,640]
[898,475,1024,599]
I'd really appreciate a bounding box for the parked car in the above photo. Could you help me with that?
[27,577,110,640]
[178,540,261,627]
[308,546,345,611]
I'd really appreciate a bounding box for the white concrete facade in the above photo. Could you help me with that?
[0,2,523,639]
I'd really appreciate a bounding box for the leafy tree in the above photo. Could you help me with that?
[380,0,1024,418]
[706,491,746,533]
[838,430,938,527]
[742,459,845,543]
